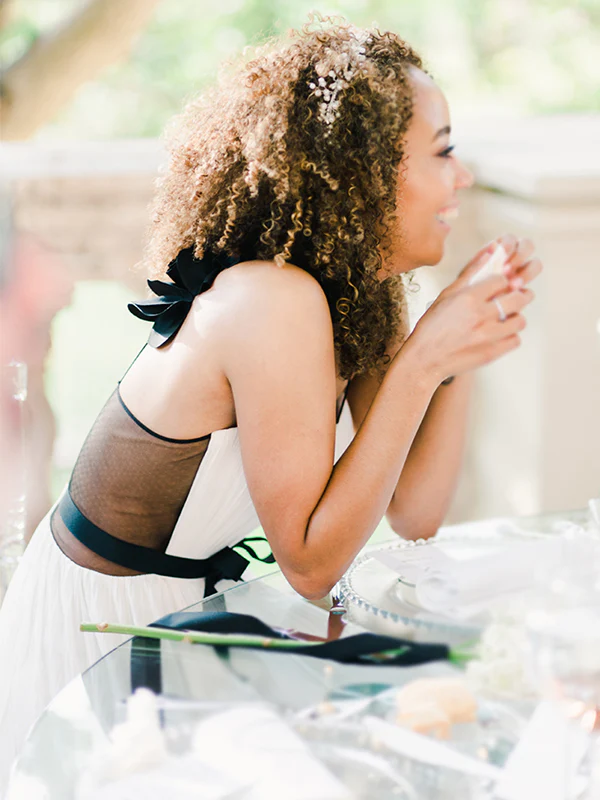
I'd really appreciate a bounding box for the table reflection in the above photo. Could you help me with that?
[6,510,592,799]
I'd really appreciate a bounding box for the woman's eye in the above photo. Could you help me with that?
[438,145,456,159]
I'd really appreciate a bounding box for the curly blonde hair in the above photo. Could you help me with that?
[144,17,423,379]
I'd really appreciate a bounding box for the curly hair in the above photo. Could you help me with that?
[144,17,423,379]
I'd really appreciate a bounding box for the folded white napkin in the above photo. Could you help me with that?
[374,535,599,620]
[414,539,565,619]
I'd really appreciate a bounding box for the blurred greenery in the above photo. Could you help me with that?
[1,0,599,142]
[47,281,147,498]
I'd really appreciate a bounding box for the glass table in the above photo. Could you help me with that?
[5,509,593,799]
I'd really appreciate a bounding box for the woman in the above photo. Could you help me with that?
[0,20,540,786]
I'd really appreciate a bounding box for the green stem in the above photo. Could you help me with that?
[448,639,480,666]
[82,622,480,665]
[80,621,319,651]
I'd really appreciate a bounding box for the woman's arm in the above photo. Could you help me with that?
[218,260,524,600]
[387,372,474,538]
[348,366,474,540]
[348,235,542,541]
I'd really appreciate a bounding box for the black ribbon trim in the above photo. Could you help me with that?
[233,536,276,564]
[159,611,449,665]
[130,610,450,694]
[128,247,239,348]
[58,489,279,599]
[154,610,449,666]
[58,490,249,588]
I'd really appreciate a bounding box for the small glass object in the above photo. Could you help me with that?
[525,533,600,799]
[0,360,28,604]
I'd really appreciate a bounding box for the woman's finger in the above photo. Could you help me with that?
[457,234,532,287]
[485,288,534,321]
[456,241,498,282]
[468,272,510,302]
[481,311,527,340]
[510,257,543,287]
[495,233,519,261]
[507,237,535,268]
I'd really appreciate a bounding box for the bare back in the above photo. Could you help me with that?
[53,260,348,576]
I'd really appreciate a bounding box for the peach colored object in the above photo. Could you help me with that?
[397,700,452,740]
[395,677,478,738]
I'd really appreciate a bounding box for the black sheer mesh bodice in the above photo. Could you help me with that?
[51,388,213,573]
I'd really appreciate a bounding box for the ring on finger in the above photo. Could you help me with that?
[494,298,507,323]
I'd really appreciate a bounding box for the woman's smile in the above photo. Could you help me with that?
[435,204,460,231]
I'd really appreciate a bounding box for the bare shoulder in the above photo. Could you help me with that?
[207,259,336,401]
[212,260,333,346]
[218,259,329,314]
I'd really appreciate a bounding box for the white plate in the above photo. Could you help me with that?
[339,533,543,642]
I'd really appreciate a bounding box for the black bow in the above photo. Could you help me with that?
[128,247,237,348]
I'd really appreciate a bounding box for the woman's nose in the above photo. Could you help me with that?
[455,157,474,190]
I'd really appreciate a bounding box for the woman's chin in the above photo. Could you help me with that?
[382,235,447,274]
[417,244,446,268]
[429,230,451,264]
[429,251,446,267]
[409,231,449,269]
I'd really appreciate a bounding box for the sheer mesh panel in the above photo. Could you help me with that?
[51,389,211,574]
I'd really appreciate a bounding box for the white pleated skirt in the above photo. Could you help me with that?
[0,511,209,795]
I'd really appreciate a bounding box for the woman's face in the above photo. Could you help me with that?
[388,67,474,273]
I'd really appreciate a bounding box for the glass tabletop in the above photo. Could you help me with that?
[6,509,593,799]
[10,573,468,799]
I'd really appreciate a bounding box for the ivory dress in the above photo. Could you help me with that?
[0,246,354,792]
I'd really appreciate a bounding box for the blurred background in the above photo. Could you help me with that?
[1,0,599,541]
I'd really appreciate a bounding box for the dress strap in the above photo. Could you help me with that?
[336,383,350,424]
[58,490,250,595]
[118,342,148,385]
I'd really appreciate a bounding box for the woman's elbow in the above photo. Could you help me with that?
[280,561,338,602]
[275,524,343,601]
[387,511,440,542]
[287,573,337,602]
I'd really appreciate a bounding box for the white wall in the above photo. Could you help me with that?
[418,115,600,520]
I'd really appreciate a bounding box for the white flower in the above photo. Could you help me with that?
[307,28,370,136]
[466,611,537,700]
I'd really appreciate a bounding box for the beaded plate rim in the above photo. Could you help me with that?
[338,535,508,636]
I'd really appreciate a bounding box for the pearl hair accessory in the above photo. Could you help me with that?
[308,29,371,135]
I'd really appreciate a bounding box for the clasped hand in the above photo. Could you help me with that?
[406,234,543,383]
